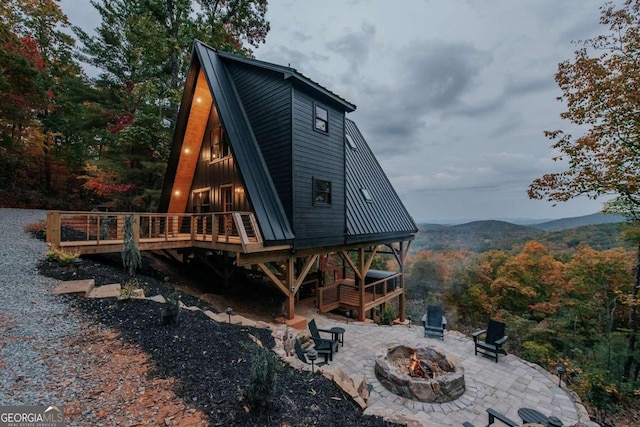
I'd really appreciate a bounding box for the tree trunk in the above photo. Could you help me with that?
[622,242,640,381]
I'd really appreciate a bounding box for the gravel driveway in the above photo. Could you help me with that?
[0,208,83,405]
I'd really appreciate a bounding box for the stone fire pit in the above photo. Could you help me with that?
[374,344,465,403]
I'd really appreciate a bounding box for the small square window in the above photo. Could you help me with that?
[360,188,372,202]
[314,104,329,133]
[314,179,331,205]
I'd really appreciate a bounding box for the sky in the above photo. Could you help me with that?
[59,0,617,223]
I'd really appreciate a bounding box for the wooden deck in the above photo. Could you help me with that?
[317,276,403,315]
[46,211,288,255]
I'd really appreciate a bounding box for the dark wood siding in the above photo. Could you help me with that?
[292,89,345,248]
[224,61,293,222]
[188,109,252,213]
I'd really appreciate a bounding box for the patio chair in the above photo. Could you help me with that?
[308,319,339,362]
[294,338,328,368]
[424,304,445,340]
[472,320,508,363]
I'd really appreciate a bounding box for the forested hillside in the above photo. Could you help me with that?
[413,219,631,253]
[0,0,269,210]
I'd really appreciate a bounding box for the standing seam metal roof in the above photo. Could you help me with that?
[345,119,418,238]
[195,41,294,242]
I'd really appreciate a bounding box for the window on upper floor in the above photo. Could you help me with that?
[314,104,329,133]
[314,178,331,205]
[209,126,230,161]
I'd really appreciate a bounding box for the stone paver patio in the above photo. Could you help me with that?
[310,315,587,427]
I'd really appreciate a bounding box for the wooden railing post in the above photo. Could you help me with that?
[133,214,140,245]
[46,211,60,248]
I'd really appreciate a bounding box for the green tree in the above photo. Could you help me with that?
[72,0,270,210]
[528,0,640,382]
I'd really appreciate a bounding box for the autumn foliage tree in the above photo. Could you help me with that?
[0,0,99,207]
[528,0,640,382]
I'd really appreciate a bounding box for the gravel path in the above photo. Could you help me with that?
[0,208,84,405]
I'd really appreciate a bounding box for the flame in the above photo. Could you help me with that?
[409,352,424,377]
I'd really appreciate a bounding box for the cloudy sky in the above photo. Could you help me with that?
[60,0,615,223]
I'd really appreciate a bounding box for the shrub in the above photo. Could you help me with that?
[380,306,395,325]
[247,344,277,411]
[581,372,622,425]
[162,292,180,325]
[45,247,79,265]
[522,340,553,366]
[121,215,141,276]
[24,220,46,240]
[119,277,140,300]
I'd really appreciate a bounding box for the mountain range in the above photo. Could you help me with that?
[413,213,629,253]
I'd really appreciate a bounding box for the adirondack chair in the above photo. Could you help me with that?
[472,320,508,363]
[294,338,328,369]
[423,304,445,340]
[308,319,339,362]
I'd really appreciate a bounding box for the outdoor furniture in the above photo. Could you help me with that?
[518,407,564,427]
[472,319,508,363]
[294,338,327,369]
[308,319,339,361]
[330,326,345,347]
[486,408,519,427]
[423,304,445,340]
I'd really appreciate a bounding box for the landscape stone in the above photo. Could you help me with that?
[51,279,95,296]
[147,295,166,303]
[87,283,121,298]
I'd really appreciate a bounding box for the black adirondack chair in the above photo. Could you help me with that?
[472,320,508,363]
[294,338,328,369]
[308,319,338,362]
[424,304,445,340]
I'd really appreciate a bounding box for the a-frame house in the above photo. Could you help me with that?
[155,40,417,324]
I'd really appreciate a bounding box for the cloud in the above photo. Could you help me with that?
[355,40,492,154]
[327,22,376,72]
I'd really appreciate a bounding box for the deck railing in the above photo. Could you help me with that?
[46,211,263,253]
[317,274,402,313]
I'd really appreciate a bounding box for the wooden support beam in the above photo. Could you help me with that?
[256,263,289,297]
[364,245,379,274]
[293,254,318,291]
[339,251,361,279]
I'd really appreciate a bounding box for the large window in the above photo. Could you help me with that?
[314,104,329,133]
[314,179,331,205]
[209,126,230,161]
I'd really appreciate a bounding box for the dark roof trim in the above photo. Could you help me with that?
[216,48,356,113]
[195,41,295,242]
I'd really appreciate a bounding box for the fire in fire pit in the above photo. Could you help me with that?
[410,351,437,378]
[375,345,465,403]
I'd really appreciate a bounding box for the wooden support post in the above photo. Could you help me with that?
[399,242,406,322]
[286,257,295,320]
[359,248,365,321]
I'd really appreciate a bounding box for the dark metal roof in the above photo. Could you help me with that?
[217,50,356,113]
[159,41,294,243]
[196,42,294,243]
[345,119,418,241]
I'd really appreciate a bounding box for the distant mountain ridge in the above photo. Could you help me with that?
[414,213,628,253]
[530,213,625,231]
